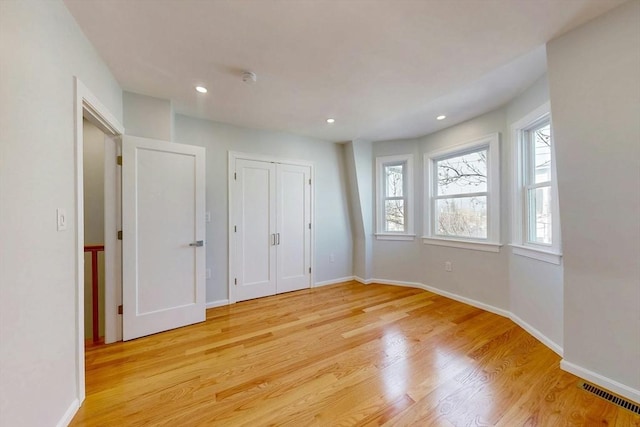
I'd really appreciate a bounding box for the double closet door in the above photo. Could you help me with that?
[233,158,312,302]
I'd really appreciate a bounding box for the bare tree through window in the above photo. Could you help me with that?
[435,149,488,238]
[527,123,552,244]
[384,164,405,231]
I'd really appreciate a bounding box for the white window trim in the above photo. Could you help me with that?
[375,154,414,241]
[423,237,502,253]
[375,233,417,241]
[510,102,562,265]
[423,133,501,251]
[509,244,561,265]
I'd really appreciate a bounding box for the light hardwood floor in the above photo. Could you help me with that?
[71,281,639,426]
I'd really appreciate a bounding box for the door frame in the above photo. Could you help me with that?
[103,134,122,344]
[228,151,314,304]
[74,77,124,403]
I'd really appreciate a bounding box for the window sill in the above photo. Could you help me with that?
[375,233,416,241]
[510,244,562,265]
[422,237,502,253]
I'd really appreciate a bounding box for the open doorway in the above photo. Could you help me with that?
[74,78,206,404]
[82,119,107,347]
[75,77,125,403]
[81,108,123,349]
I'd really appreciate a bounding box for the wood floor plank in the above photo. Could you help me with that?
[71,282,639,426]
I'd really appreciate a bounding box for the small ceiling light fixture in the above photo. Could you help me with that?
[195,86,208,94]
[326,118,335,124]
[242,71,257,84]
[436,115,446,120]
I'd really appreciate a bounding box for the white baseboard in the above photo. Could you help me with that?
[56,398,79,427]
[368,278,511,319]
[420,282,511,318]
[206,299,230,309]
[367,279,565,359]
[369,278,425,290]
[510,313,563,356]
[353,276,372,284]
[314,276,355,287]
[561,360,640,404]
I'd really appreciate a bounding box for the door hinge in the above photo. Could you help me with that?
[308,178,311,185]
[234,278,237,285]
[117,305,123,314]
[117,230,123,240]
[234,172,237,180]
[308,223,311,229]
[117,155,122,166]
[234,225,237,232]
[309,267,311,274]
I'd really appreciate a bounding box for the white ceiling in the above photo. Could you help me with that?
[64,0,625,143]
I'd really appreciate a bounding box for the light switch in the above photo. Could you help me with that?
[57,208,67,231]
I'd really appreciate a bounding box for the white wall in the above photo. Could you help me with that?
[174,115,353,302]
[123,91,174,141]
[370,138,421,283]
[369,109,510,310]
[366,81,567,352]
[506,75,564,351]
[0,0,123,425]
[547,0,640,399]
[83,119,106,339]
[422,109,510,309]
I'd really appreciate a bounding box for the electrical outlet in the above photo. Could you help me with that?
[445,261,452,272]
[206,268,212,279]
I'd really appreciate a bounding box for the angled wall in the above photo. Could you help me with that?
[345,140,374,281]
[547,0,640,401]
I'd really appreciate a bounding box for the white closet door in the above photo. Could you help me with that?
[276,164,311,293]
[235,159,277,301]
[121,135,206,341]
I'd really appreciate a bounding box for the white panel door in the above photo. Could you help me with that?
[122,135,206,341]
[276,164,311,293]
[235,159,277,301]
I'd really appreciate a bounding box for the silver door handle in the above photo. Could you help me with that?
[276,233,280,245]
[189,240,204,247]
[271,234,276,246]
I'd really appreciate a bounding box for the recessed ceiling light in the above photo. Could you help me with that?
[195,86,208,94]
[326,118,335,124]
[436,115,446,120]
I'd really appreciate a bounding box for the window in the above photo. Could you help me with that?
[524,120,552,245]
[424,133,501,252]
[434,149,488,239]
[375,154,414,240]
[511,102,561,264]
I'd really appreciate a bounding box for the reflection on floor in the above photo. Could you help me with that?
[72,281,639,426]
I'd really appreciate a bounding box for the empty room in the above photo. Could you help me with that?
[1,0,639,426]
